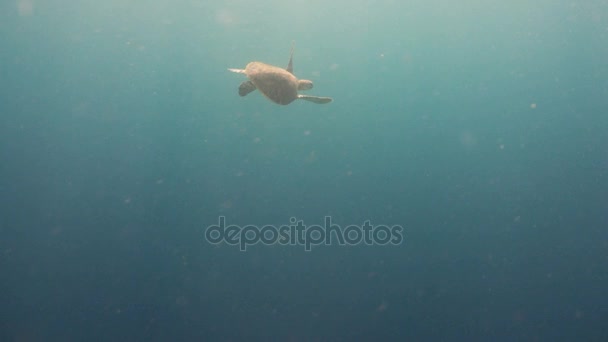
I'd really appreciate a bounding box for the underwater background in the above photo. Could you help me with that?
[1,0,607,341]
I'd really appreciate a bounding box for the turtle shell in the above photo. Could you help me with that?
[245,62,299,105]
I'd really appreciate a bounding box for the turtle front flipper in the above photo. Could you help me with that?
[238,80,257,97]
[297,94,332,104]
[286,41,295,74]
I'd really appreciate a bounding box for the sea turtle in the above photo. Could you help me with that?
[228,44,332,105]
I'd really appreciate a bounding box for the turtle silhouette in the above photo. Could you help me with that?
[228,44,332,105]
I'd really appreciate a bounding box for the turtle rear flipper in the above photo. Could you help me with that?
[239,80,257,96]
[228,68,246,74]
[297,94,332,104]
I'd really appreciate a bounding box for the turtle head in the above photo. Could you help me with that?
[297,79,313,91]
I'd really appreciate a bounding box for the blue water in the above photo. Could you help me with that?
[1,1,607,341]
